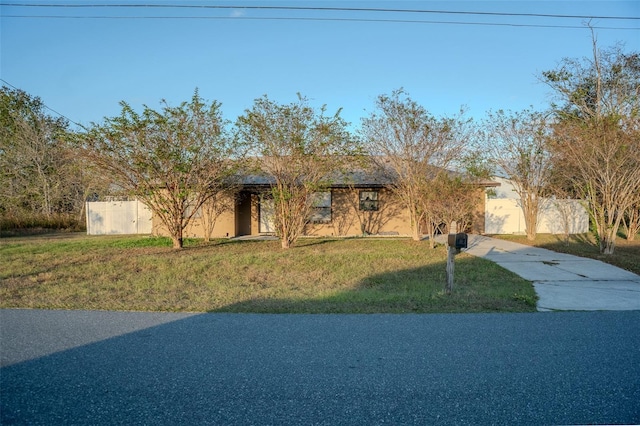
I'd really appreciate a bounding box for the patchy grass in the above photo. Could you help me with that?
[0,234,536,313]
[492,233,640,275]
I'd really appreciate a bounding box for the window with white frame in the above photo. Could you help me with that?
[309,191,331,223]
[359,190,379,211]
[184,201,202,219]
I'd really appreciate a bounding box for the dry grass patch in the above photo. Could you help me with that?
[1,234,537,313]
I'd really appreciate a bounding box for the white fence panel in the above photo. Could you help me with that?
[539,199,589,234]
[86,201,152,235]
[485,198,588,235]
[485,199,525,234]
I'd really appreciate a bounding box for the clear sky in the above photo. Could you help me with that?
[1,1,638,130]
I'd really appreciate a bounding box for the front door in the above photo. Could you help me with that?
[259,197,275,234]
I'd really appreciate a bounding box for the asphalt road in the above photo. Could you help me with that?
[2,309,639,425]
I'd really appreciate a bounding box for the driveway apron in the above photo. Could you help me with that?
[461,235,640,311]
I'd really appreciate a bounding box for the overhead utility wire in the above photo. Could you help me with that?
[1,78,86,129]
[2,15,635,30]
[1,3,638,21]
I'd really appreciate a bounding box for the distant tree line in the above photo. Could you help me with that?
[0,86,111,231]
[2,35,638,254]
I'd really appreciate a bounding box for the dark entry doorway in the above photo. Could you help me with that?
[236,192,252,236]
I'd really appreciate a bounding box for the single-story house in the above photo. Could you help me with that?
[151,165,499,239]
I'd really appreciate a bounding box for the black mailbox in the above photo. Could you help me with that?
[448,233,468,249]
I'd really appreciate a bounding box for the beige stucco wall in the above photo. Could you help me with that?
[152,186,489,239]
[152,195,237,239]
[472,189,487,234]
[305,188,412,237]
[182,208,236,239]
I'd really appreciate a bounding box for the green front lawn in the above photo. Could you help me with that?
[0,234,537,313]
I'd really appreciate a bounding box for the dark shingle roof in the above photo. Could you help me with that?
[238,157,498,188]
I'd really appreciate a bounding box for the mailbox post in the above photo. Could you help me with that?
[446,221,467,294]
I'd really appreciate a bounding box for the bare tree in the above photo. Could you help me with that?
[8,112,60,217]
[550,118,640,253]
[426,174,484,235]
[542,32,640,254]
[360,89,468,241]
[80,90,240,249]
[0,86,95,229]
[481,109,553,240]
[236,94,357,249]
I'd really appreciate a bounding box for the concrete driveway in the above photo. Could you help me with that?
[462,235,640,311]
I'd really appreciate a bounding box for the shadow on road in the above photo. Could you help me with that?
[2,310,639,425]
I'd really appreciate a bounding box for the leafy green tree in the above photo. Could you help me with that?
[80,90,240,248]
[542,34,640,254]
[236,94,356,249]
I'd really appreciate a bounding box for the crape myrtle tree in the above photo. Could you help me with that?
[424,150,493,239]
[480,109,553,241]
[360,89,468,243]
[80,90,240,249]
[542,33,640,254]
[236,94,357,249]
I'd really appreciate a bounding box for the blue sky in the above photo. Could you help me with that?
[1,1,638,130]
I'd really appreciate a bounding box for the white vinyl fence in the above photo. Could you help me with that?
[485,198,589,235]
[86,200,152,235]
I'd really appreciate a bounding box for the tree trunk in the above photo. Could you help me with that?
[593,200,623,255]
[427,221,436,249]
[171,226,184,249]
[171,237,183,249]
[597,222,617,255]
[410,207,422,241]
[600,237,615,255]
[522,196,538,241]
[525,220,537,241]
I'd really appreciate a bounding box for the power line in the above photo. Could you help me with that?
[1,3,638,21]
[2,14,636,30]
[1,78,86,129]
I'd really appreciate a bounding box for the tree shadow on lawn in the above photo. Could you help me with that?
[209,255,537,314]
